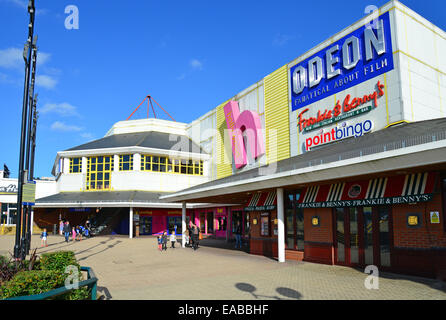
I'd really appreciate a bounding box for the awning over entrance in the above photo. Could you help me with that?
[297,172,439,208]
[244,191,277,211]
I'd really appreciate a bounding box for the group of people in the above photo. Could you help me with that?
[157,230,177,251]
[156,222,202,252]
[59,220,91,243]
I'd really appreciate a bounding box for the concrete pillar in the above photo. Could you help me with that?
[277,188,285,263]
[182,202,186,248]
[134,153,141,172]
[129,207,133,239]
[81,157,87,173]
[114,155,119,172]
[30,209,34,234]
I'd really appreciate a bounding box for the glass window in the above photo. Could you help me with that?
[69,157,81,173]
[336,208,345,263]
[296,208,304,250]
[119,154,133,171]
[285,208,294,249]
[363,206,374,265]
[260,214,269,236]
[207,212,214,233]
[86,156,113,190]
[349,208,359,264]
[379,207,391,267]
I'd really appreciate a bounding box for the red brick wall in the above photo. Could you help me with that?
[392,193,446,249]
[304,207,333,243]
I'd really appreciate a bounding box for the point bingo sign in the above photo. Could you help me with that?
[290,11,394,111]
[305,119,373,151]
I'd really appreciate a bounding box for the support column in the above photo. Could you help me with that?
[30,209,34,234]
[129,207,133,239]
[277,188,285,263]
[182,202,186,248]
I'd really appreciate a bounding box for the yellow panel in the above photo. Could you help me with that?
[264,65,290,164]
[216,100,233,179]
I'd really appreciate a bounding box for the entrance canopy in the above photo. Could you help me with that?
[245,191,277,211]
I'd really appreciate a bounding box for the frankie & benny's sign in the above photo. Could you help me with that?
[290,11,394,111]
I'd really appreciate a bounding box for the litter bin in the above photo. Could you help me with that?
[53,224,57,235]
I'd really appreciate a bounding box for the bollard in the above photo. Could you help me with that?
[53,224,57,235]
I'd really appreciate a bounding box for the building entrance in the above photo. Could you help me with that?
[334,206,391,268]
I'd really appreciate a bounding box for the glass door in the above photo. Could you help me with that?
[334,206,391,268]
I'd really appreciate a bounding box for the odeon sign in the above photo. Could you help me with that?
[290,11,394,111]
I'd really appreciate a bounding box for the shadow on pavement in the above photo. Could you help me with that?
[235,282,301,300]
[97,286,113,300]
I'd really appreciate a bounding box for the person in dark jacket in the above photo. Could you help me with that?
[162,231,168,251]
[234,221,242,249]
[63,221,71,243]
[192,224,200,251]
[187,223,194,248]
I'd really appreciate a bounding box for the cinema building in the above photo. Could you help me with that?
[35,0,446,279]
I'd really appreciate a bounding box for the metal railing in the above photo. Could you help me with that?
[5,266,98,300]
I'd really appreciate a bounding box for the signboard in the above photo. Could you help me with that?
[290,11,393,111]
[430,211,440,224]
[296,194,434,208]
[22,181,36,206]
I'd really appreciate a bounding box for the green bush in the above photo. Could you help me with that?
[0,251,91,300]
[0,270,66,299]
[39,251,79,272]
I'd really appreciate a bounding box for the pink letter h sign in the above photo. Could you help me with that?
[223,101,265,169]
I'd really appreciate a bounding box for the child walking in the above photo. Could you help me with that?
[72,227,76,242]
[40,228,48,247]
[170,231,177,248]
[162,231,168,251]
[157,235,162,251]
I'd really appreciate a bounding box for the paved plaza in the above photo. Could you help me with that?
[0,234,445,300]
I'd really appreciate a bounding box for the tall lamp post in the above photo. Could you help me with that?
[14,0,35,260]
[23,38,38,256]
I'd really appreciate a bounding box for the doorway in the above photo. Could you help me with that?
[334,206,391,268]
[139,216,152,235]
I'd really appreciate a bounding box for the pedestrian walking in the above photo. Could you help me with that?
[187,222,193,248]
[192,224,200,250]
[59,220,64,236]
[40,228,48,247]
[170,231,177,248]
[157,235,163,251]
[63,221,71,243]
[234,221,242,249]
[72,227,76,242]
[162,231,168,251]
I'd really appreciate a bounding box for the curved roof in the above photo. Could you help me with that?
[65,131,205,154]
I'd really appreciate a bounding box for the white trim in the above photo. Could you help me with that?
[33,201,234,209]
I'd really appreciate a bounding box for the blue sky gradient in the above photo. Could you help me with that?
[1,0,445,178]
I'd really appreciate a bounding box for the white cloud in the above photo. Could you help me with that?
[0,47,51,69]
[272,33,294,47]
[36,74,57,89]
[39,102,79,117]
[80,132,94,140]
[176,73,186,81]
[190,59,203,70]
[50,121,83,132]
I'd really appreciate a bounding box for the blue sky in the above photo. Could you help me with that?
[1,0,445,178]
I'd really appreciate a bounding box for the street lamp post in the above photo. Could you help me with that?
[23,38,37,256]
[14,0,35,260]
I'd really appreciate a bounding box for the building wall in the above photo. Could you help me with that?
[303,208,334,265]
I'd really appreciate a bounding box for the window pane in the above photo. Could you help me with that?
[379,207,391,267]
[296,208,304,250]
[364,207,374,265]
[286,209,294,249]
[336,208,345,263]
[349,208,359,264]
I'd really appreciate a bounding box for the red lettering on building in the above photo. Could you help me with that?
[297,81,385,132]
